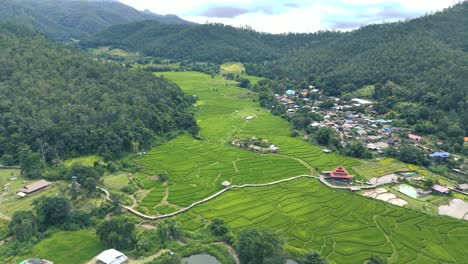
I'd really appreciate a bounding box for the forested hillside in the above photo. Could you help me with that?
[82,20,341,63]
[0,23,196,165]
[247,3,468,144]
[84,2,467,143]
[0,0,190,41]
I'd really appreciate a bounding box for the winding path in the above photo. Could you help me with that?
[99,174,377,221]
[98,174,319,220]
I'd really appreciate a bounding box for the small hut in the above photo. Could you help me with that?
[222,181,231,188]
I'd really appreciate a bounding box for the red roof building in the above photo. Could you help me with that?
[330,166,354,179]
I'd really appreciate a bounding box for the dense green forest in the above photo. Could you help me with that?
[84,2,467,142]
[0,0,190,41]
[82,20,339,63]
[0,23,196,166]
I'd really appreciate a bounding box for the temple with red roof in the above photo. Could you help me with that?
[330,166,354,179]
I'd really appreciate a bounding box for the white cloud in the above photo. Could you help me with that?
[184,4,322,33]
[118,0,458,33]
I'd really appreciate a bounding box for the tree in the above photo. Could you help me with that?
[237,228,284,264]
[96,217,136,250]
[398,144,429,166]
[8,211,38,242]
[343,141,372,159]
[33,197,71,228]
[158,171,168,183]
[299,252,327,264]
[19,146,45,179]
[209,218,228,236]
[158,220,181,247]
[315,127,334,146]
[238,78,251,88]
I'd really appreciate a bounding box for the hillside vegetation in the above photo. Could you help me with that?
[0,23,196,165]
[131,71,468,264]
[85,2,468,143]
[0,0,190,41]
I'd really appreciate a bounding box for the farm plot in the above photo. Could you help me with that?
[137,134,309,207]
[189,178,468,264]
[30,230,105,264]
[161,72,360,171]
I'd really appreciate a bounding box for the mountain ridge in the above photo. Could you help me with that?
[0,0,192,41]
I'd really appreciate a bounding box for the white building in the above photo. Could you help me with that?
[96,249,128,264]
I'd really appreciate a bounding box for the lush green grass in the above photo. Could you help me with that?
[131,71,468,263]
[102,172,129,190]
[31,230,105,264]
[188,178,468,264]
[221,62,245,74]
[0,186,58,217]
[63,155,101,167]
[0,168,22,193]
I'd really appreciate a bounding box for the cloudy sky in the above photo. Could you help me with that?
[118,0,458,33]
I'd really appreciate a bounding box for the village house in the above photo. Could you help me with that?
[269,145,280,153]
[20,259,53,264]
[222,181,231,188]
[408,133,422,142]
[455,183,468,192]
[416,188,432,197]
[429,151,450,159]
[431,184,450,195]
[17,179,51,198]
[96,249,128,264]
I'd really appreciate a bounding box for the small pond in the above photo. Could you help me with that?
[182,254,221,264]
[395,184,418,199]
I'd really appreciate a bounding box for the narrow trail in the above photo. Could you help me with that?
[98,174,319,220]
[215,242,240,264]
[129,194,138,208]
[373,212,398,262]
[277,153,316,175]
[319,175,376,190]
[99,174,377,221]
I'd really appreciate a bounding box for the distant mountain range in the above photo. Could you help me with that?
[83,2,467,142]
[0,0,191,40]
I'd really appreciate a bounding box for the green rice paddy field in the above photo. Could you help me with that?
[188,178,468,263]
[133,71,468,263]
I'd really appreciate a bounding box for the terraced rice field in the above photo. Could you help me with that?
[137,72,359,209]
[138,135,309,207]
[133,71,468,263]
[190,178,468,264]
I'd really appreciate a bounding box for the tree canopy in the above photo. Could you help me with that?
[0,0,190,41]
[0,23,196,165]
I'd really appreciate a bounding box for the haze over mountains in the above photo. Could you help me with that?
[0,0,191,40]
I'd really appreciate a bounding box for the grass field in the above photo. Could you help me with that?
[220,62,264,84]
[31,230,105,264]
[103,172,129,190]
[63,155,101,167]
[0,169,61,217]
